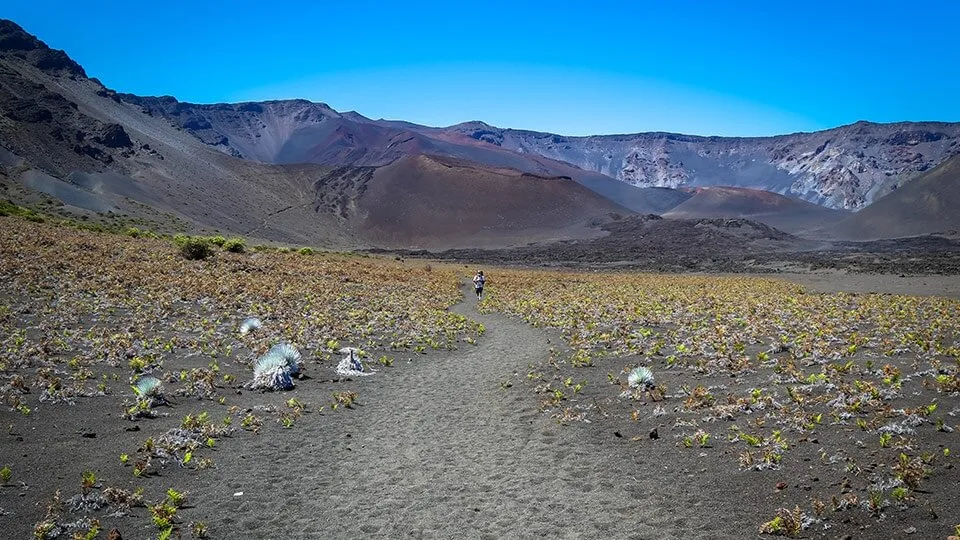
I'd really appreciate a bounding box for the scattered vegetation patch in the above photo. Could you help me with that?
[479,268,960,536]
[0,217,485,538]
[1,217,956,538]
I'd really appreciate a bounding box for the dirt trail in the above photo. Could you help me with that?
[196,285,729,539]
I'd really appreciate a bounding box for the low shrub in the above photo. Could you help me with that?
[125,227,158,239]
[180,238,214,260]
[223,238,246,253]
[0,200,39,218]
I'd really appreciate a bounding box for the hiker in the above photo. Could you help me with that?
[473,270,485,300]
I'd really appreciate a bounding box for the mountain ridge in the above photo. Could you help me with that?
[0,19,641,249]
[4,17,957,214]
[432,120,960,210]
[2,17,960,247]
[115,88,960,210]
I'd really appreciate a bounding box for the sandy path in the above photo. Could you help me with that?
[195,285,727,539]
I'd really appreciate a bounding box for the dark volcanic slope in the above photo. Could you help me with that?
[663,186,848,235]
[116,95,433,166]
[829,154,960,239]
[413,214,803,270]
[0,20,371,247]
[355,155,628,248]
[0,19,635,250]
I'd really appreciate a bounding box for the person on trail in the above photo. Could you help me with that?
[473,270,485,300]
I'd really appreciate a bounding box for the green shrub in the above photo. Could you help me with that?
[0,200,39,218]
[298,247,314,256]
[71,221,106,233]
[180,238,214,260]
[223,238,246,253]
[207,235,227,247]
[130,227,159,239]
[172,234,190,247]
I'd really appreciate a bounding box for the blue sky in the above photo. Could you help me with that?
[4,1,958,136]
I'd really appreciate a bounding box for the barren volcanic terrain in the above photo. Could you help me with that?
[0,219,957,540]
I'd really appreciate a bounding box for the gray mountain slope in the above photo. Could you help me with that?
[828,154,960,239]
[436,122,960,210]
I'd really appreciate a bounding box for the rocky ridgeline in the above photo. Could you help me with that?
[123,91,960,210]
[0,20,148,173]
[116,95,343,161]
[448,121,960,210]
[0,19,85,78]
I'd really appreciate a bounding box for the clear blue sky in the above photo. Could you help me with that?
[4,1,958,136]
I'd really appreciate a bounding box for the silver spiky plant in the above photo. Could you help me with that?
[336,347,375,377]
[247,343,303,391]
[253,354,288,376]
[267,343,303,377]
[130,376,165,411]
[239,317,262,335]
[627,366,655,390]
[249,356,293,391]
[132,376,163,399]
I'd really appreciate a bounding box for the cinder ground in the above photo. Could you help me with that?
[1,276,957,539]
[182,285,735,538]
